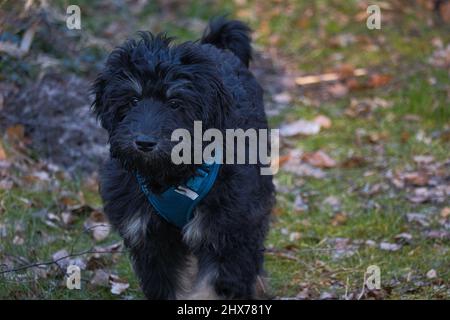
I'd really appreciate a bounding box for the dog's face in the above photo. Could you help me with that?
[92,33,231,192]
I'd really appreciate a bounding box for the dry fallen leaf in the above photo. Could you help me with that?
[379,242,402,251]
[302,151,336,168]
[319,292,336,300]
[413,155,434,164]
[403,172,429,186]
[92,224,110,242]
[441,2,450,23]
[313,115,332,129]
[60,196,81,208]
[407,188,430,204]
[327,82,348,98]
[61,212,76,226]
[280,119,321,137]
[331,212,348,226]
[13,235,24,245]
[426,269,437,279]
[84,210,111,242]
[90,269,110,287]
[394,233,413,244]
[272,154,292,169]
[368,74,392,88]
[281,150,326,178]
[345,98,392,118]
[273,92,292,104]
[110,274,129,295]
[6,124,25,142]
[289,232,301,242]
[0,140,6,160]
[424,230,450,240]
[440,207,450,219]
[341,156,367,168]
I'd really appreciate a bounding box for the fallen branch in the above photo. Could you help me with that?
[0,248,127,275]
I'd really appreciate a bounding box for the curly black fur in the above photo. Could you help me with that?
[92,18,275,299]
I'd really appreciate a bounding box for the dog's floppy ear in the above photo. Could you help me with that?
[91,73,113,132]
[178,45,233,128]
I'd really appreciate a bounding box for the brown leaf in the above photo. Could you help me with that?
[368,132,388,144]
[440,207,450,219]
[327,82,348,98]
[6,125,25,142]
[282,150,326,178]
[61,212,76,226]
[84,210,110,242]
[341,156,367,168]
[368,74,392,88]
[0,140,6,160]
[331,212,348,226]
[441,2,450,23]
[60,196,80,208]
[88,210,107,223]
[87,254,111,270]
[109,274,129,295]
[302,151,336,168]
[403,172,429,186]
[289,232,301,242]
[313,115,332,129]
[273,154,292,169]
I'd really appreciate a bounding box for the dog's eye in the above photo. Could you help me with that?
[168,101,181,109]
[131,97,139,106]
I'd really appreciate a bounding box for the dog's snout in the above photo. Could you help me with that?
[135,135,158,152]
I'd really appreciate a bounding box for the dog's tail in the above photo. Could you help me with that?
[201,16,252,67]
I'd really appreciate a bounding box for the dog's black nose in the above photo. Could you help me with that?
[135,135,158,152]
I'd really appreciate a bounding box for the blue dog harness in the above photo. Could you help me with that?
[136,161,221,228]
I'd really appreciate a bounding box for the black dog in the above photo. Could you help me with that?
[92,17,275,299]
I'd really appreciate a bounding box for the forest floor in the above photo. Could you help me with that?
[0,0,449,299]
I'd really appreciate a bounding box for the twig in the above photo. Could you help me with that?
[0,249,127,275]
[0,22,38,58]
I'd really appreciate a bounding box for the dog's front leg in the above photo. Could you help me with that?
[127,219,189,300]
[191,226,264,300]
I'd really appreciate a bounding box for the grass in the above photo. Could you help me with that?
[0,0,449,299]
